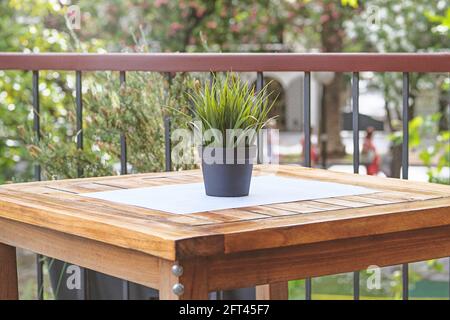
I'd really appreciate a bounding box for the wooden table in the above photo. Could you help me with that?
[1,165,450,300]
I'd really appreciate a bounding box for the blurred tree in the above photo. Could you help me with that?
[1,0,449,182]
[348,0,448,177]
[281,0,363,156]
[0,0,76,183]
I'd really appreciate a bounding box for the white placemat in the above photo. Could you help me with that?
[82,176,376,214]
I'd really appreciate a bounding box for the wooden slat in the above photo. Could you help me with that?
[242,206,301,217]
[266,200,344,214]
[207,224,450,291]
[199,197,450,254]
[0,169,199,189]
[337,195,394,205]
[163,214,220,226]
[0,218,160,289]
[0,242,18,300]
[189,209,269,226]
[4,185,74,195]
[141,173,201,181]
[273,165,450,196]
[71,178,172,190]
[184,212,239,224]
[165,175,203,183]
[41,182,122,194]
[363,191,436,202]
[208,209,270,220]
[313,197,371,208]
[0,189,223,260]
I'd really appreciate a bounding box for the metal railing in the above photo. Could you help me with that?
[0,52,449,300]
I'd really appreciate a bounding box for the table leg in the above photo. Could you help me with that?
[158,258,209,300]
[256,282,288,300]
[0,243,19,300]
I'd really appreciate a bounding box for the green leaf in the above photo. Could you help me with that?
[341,0,359,9]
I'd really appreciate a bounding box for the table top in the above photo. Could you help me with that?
[1,165,450,261]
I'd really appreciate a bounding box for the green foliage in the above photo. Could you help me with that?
[407,113,450,184]
[389,112,449,184]
[0,0,85,183]
[387,115,431,147]
[187,74,276,148]
[341,0,359,9]
[20,72,196,179]
[1,0,448,183]
[425,8,450,35]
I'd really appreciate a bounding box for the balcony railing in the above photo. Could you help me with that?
[1,52,449,300]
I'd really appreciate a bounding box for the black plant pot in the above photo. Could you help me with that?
[200,147,256,197]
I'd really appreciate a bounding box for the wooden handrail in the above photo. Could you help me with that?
[0,52,449,72]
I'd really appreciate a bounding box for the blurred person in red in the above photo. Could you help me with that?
[301,127,319,166]
[361,126,380,175]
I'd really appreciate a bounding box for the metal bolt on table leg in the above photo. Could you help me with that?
[172,283,184,296]
[172,264,184,277]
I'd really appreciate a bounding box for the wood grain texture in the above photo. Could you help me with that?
[0,165,449,260]
[218,198,450,253]
[274,165,450,196]
[0,242,18,300]
[256,282,288,300]
[0,188,223,260]
[0,217,161,289]
[1,53,449,72]
[207,224,450,291]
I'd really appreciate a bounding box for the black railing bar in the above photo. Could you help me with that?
[75,71,89,300]
[79,267,88,300]
[167,72,173,85]
[209,71,216,89]
[303,71,312,300]
[122,280,129,300]
[352,72,360,300]
[256,72,264,164]
[32,71,41,180]
[164,117,172,172]
[164,77,174,300]
[305,278,312,300]
[32,70,44,300]
[209,70,222,301]
[303,72,311,168]
[119,71,130,300]
[402,72,410,300]
[402,72,409,180]
[119,71,128,176]
[256,71,264,92]
[320,84,328,169]
[164,113,172,173]
[352,72,360,175]
[76,71,83,177]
